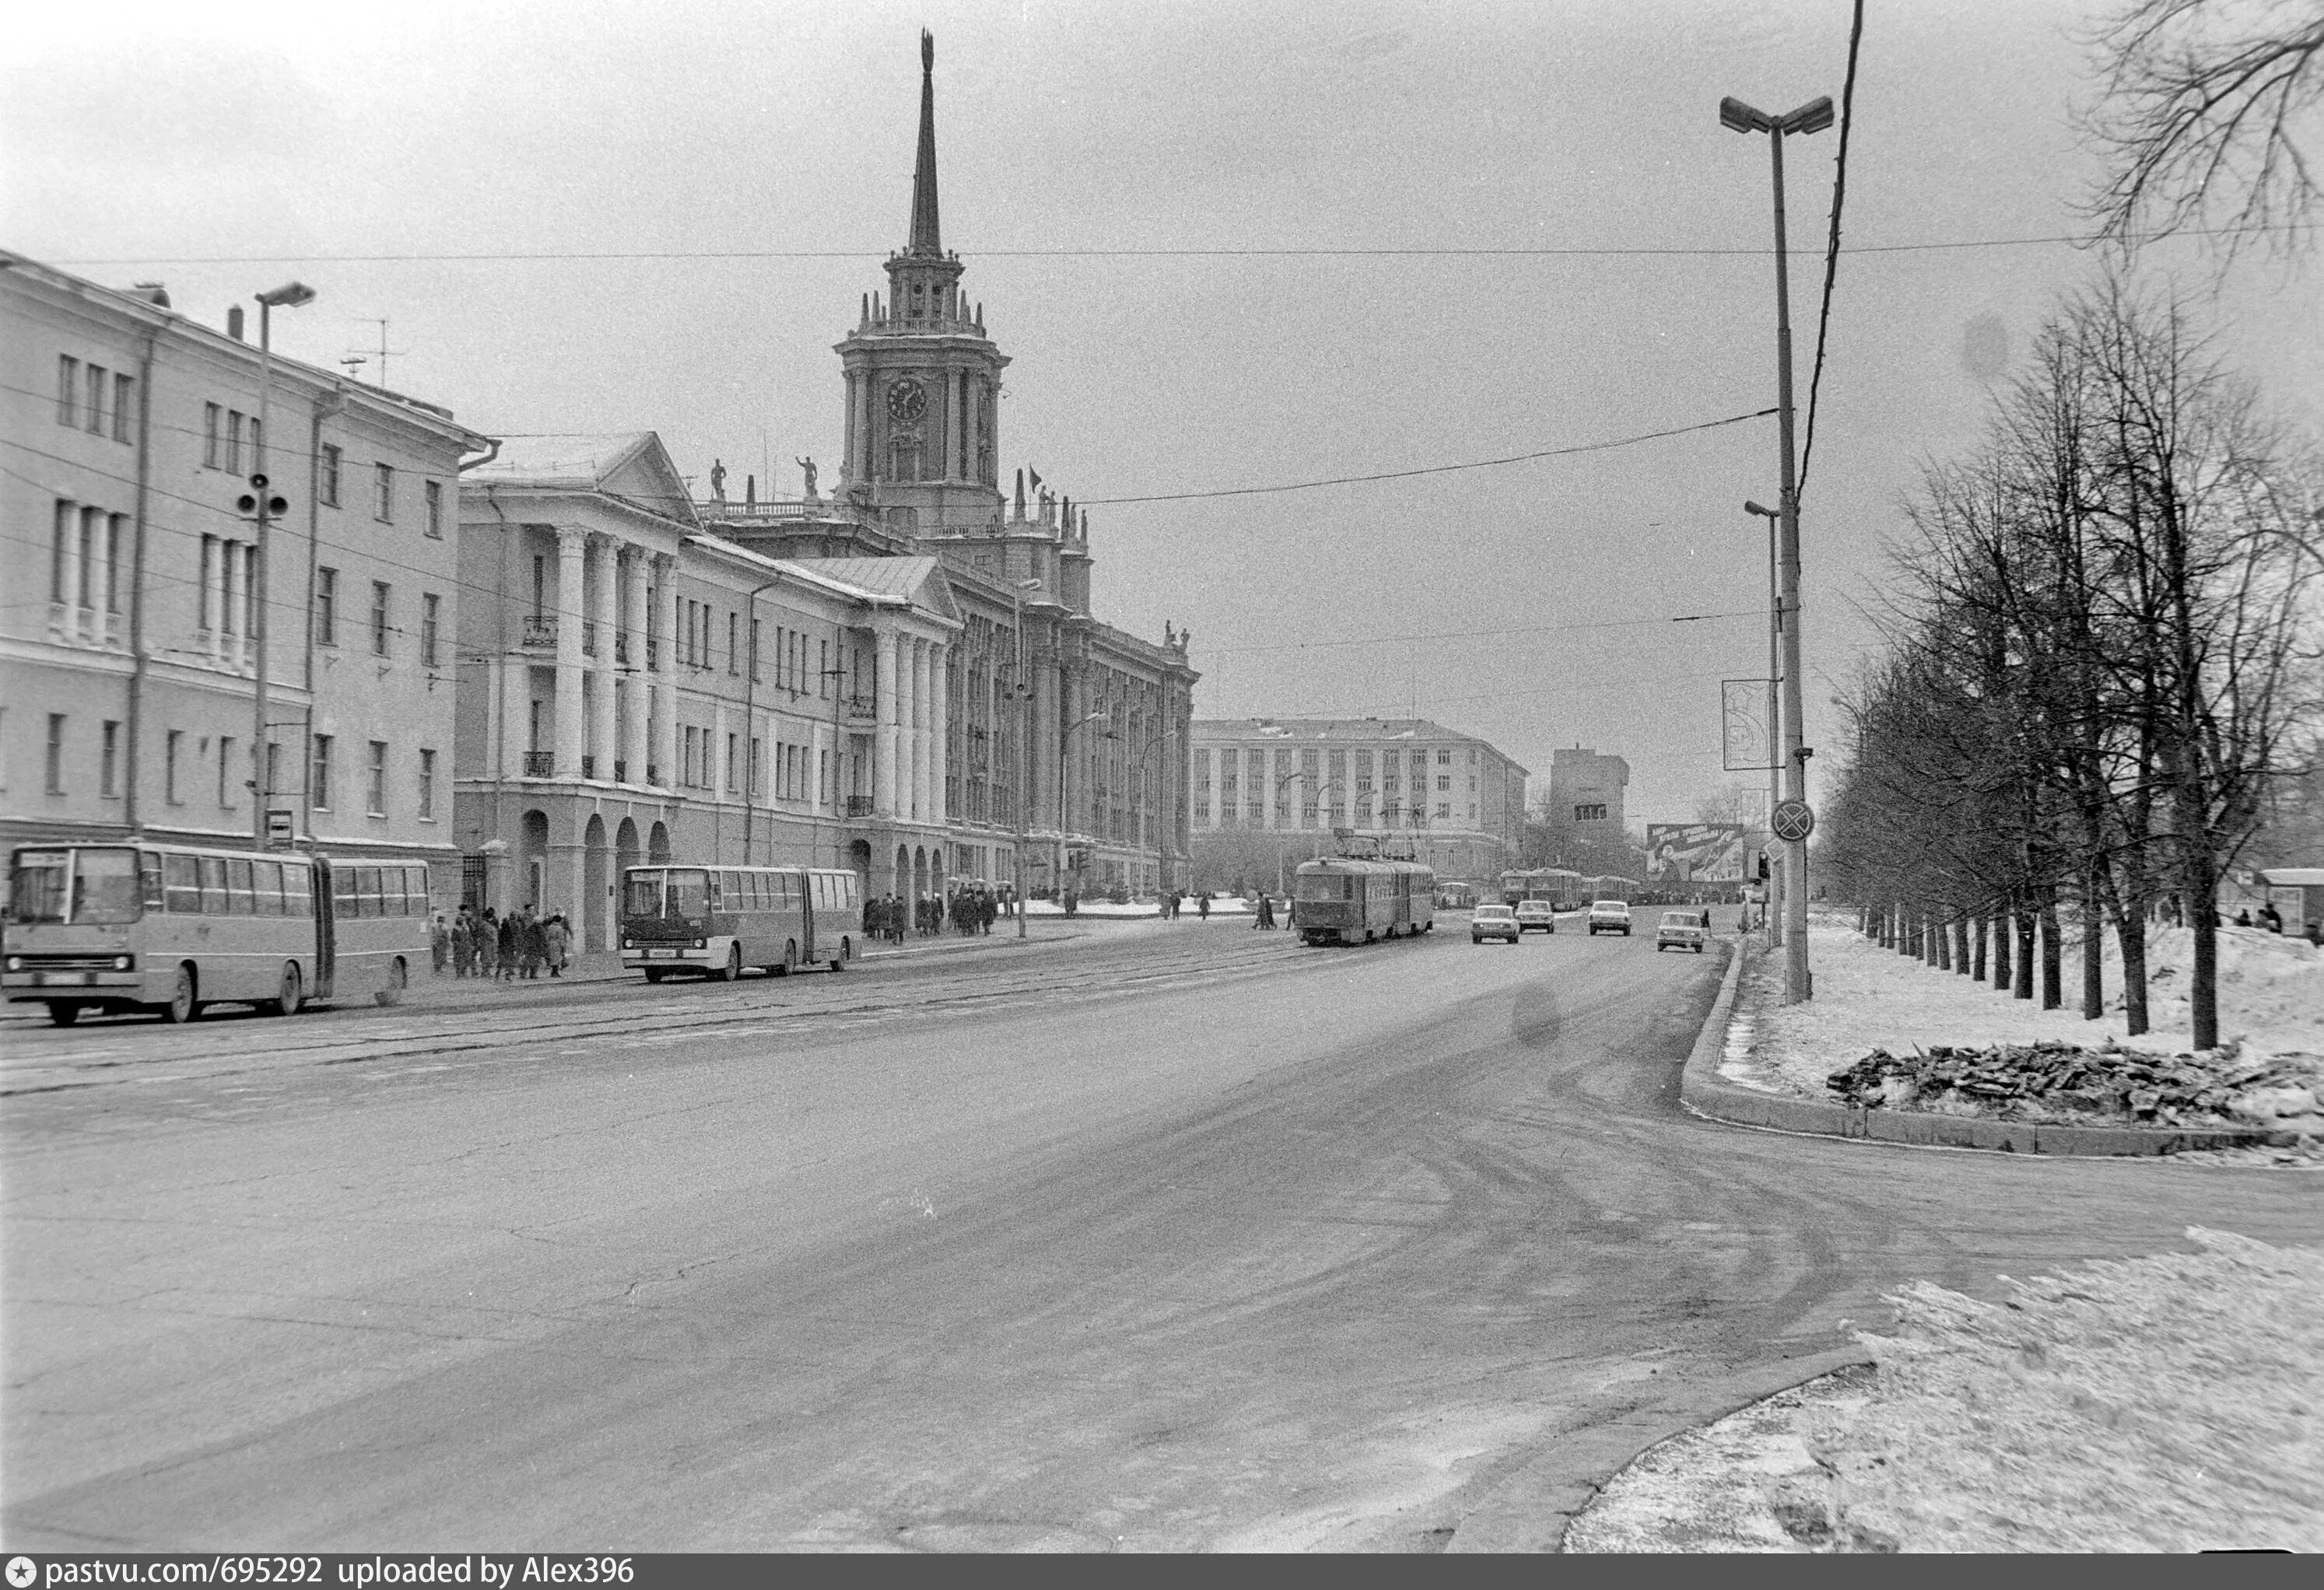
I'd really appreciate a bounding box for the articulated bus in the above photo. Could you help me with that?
[1499,867,1584,909]
[621,863,864,981]
[5,842,434,1025]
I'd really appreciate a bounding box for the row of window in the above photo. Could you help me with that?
[314,569,443,665]
[140,854,428,919]
[55,356,135,443]
[669,727,833,802]
[205,412,444,536]
[16,713,436,823]
[47,500,125,616]
[1192,800,1463,825]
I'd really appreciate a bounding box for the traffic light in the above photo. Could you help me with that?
[236,472,289,520]
[1757,850,1771,881]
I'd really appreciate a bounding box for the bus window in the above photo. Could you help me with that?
[198,856,228,915]
[381,867,405,917]
[141,852,165,909]
[226,858,256,915]
[285,863,312,917]
[7,850,69,923]
[254,860,285,916]
[409,866,430,915]
[622,870,665,918]
[164,854,201,913]
[664,870,708,920]
[356,867,383,918]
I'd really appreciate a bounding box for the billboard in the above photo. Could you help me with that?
[1646,823,1748,883]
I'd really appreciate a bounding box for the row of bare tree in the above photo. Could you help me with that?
[1817,281,2322,1049]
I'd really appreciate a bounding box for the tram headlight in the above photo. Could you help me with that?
[113,955,134,972]
[4,956,20,973]
[622,937,633,951]
[692,937,706,949]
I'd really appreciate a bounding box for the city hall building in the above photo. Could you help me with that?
[1187,718,1530,887]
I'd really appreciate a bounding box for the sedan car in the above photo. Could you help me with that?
[1655,909,1709,953]
[1471,903,1521,944]
[1586,899,1632,936]
[1513,899,1558,934]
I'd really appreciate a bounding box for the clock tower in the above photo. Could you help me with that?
[836,30,1009,537]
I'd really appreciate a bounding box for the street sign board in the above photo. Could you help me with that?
[266,808,295,843]
[1770,799,1814,842]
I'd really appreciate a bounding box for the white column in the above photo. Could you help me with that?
[909,636,930,823]
[619,548,648,782]
[931,642,950,825]
[552,528,587,776]
[874,626,900,818]
[89,512,115,649]
[651,554,678,786]
[589,535,618,779]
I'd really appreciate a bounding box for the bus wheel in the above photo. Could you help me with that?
[830,936,851,972]
[377,958,408,1007]
[163,965,198,1024]
[720,944,742,982]
[267,963,304,1017]
[47,1003,82,1027]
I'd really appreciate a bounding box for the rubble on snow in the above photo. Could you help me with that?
[1824,1038,2324,1130]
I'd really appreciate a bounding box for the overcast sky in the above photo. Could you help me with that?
[8,0,2318,831]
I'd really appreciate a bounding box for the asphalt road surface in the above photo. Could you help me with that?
[5,915,2315,1551]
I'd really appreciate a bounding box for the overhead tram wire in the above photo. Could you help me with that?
[1798,0,1867,497]
[41,221,2312,268]
[1203,608,1759,658]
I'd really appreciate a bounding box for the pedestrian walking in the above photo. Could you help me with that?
[496,909,517,981]
[543,912,570,977]
[522,908,548,978]
[1197,892,1211,922]
[451,911,474,978]
[430,913,450,975]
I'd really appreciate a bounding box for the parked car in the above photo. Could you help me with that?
[1471,903,1521,944]
[1655,909,1709,953]
[1586,899,1632,936]
[1513,899,1558,934]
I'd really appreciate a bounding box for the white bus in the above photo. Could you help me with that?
[620,863,864,981]
[5,842,433,1025]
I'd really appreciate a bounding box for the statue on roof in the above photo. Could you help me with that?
[796,456,818,499]
[709,459,727,502]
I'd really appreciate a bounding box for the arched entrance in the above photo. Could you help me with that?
[848,839,872,902]
[913,844,929,905]
[520,809,550,911]
[894,843,910,902]
[648,820,671,863]
[583,814,609,951]
[615,816,640,881]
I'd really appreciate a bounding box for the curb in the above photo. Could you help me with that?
[1678,940,2303,1157]
[1446,1346,1874,1553]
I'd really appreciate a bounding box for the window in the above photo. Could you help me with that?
[1437,775,1451,791]
[726,733,739,791]
[819,639,830,695]
[371,581,391,656]
[58,356,79,425]
[1436,802,1451,819]
[418,748,437,820]
[226,410,244,475]
[1437,750,1451,765]
[203,403,221,468]
[310,734,332,810]
[421,593,440,666]
[315,568,338,646]
[373,464,394,522]
[95,720,120,797]
[166,730,184,804]
[85,364,107,433]
[112,373,134,443]
[265,741,282,804]
[728,612,738,674]
[367,741,388,816]
[751,619,762,681]
[321,444,342,506]
[46,713,65,793]
[218,735,237,808]
[1575,804,1607,822]
[424,479,443,538]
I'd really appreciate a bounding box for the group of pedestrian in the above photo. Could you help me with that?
[2231,900,2322,944]
[1248,892,1278,930]
[441,902,571,980]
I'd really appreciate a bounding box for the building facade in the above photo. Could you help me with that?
[1,252,487,884]
[699,31,1197,901]
[1187,718,1530,888]
[1546,746,1630,838]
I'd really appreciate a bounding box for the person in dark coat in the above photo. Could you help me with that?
[496,909,518,981]
[450,912,474,977]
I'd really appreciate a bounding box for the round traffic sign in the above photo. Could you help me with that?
[1771,799,1815,842]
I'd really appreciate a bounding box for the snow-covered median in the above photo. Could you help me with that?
[1721,912,2324,1136]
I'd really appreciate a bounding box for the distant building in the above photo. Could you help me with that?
[1,250,488,877]
[1187,718,1529,884]
[1547,746,1629,839]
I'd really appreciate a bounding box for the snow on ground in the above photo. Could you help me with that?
[1722,911,2324,1129]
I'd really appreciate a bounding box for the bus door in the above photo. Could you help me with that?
[311,856,338,998]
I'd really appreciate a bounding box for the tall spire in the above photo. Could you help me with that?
[907,30,941,257]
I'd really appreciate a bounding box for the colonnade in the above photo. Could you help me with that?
[870,627,948,825]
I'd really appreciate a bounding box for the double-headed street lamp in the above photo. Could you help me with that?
[1721,92,1830,1004]
[248,281,316,849]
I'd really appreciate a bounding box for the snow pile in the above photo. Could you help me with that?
[1804,1230,2324,1552]
[1822,1038,2324,1129]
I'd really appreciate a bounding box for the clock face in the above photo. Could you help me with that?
[886,379,927,423]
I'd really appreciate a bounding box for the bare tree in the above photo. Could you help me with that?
[2080,0,2324,256]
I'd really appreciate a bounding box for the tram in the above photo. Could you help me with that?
[1293,857,1437,947]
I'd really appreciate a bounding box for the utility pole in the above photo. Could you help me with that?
[247,282,315,849]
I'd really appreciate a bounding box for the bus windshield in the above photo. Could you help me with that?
[8,847,144,926]
[622,868,709,920]
[1295,873,1351,902]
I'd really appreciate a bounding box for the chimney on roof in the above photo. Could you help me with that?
[226,305,244,341]
[131,282,170,307]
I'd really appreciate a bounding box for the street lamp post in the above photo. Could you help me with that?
[248,282,315,849]
[1721,92,1830,1004]
[1009,577,1042,937]
[740,577,780,864]
[1744,499,1784,946]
